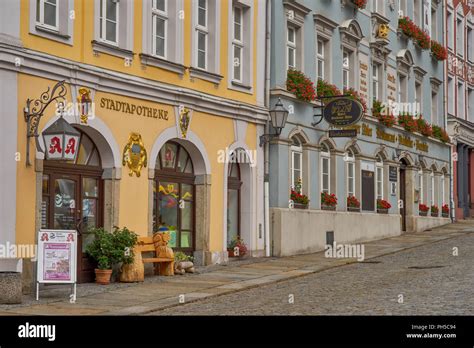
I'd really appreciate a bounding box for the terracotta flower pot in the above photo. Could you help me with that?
[95,269,113,285]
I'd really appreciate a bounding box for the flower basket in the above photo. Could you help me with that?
[398,113,418,133]
[432,125,450,143]
[377,208,389,214]
[431,211,439,217]
[416,116,433,137]
[347,196,360,212]
[430,205,439,217]
[322,205,336,211]
[286,69,316,102]
[430,40,448,61]
[350,0,367,9]
[419,203,429,216]
[227,236,247,258]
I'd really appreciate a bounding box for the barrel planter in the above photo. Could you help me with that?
[0,272,22,304]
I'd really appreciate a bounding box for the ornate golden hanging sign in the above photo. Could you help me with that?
[122,133,147,177]
[77,87,92,124]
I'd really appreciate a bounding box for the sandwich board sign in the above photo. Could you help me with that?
[36,230,77,301]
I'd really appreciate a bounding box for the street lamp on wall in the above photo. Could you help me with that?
[23,80,80,166]
[259,98,289,147]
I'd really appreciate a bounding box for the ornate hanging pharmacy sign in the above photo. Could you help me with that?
[323,98,364,127]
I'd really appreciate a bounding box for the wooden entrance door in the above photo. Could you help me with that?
[399,166,407,232]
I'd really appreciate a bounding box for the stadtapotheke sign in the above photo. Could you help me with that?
[323,98,364,127]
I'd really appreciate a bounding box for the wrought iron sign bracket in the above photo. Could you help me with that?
[23,80,67,166]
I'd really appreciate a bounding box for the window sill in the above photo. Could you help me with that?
[35,25,70,39]
[189,67,224,84]
[31,25,72,45]
[139,54,186,75]
[371,12,390,25]
[91,40,134,60]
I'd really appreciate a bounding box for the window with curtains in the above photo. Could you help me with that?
[290,136,303,191]
[99,0,119,45]
[196,0,208,69]
[36,0,58,30]
[152,0,168,59]
[321,144,330,194]
[346,150,355,197]
[376,155,384,200]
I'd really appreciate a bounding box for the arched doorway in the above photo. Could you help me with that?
[153,141,195,254]
[42,129,104,283]
[227,162,242,246]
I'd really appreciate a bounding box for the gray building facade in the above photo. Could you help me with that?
[268,0,451,256]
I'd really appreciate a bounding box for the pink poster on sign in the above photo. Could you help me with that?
[43,243,72,281]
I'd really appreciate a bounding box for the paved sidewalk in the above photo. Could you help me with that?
[1,220,472,316]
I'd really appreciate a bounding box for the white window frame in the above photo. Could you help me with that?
[415,81,422,113]
[372,63,379,101]
[36,0,59,31]
[468,25,474,62]
[99,0,119,45]
[458,81,465,119]
[343,50,351,90]
[398,0,407,17]
[195,0,209,70]
[441,175,445,205]
[430,172,435,206]
[398,73,407,104]
[457,16,464,57]
[317,39,325,80]
[287,26,296,70]
[447,10,454,50]
[346,151,355,197]
[291,139,303,191]
[152,0,168,59]
[431,5,437,41]
[448,76,455,115]
[232,6,244,82]
[321,146,330,194]
[376,157,384,200]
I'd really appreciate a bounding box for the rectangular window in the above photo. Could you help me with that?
[415,82,422,113]
[458,82,465,119]
[468,88,474,123]
[431,89,438,126]
[376,166,383,200]
[232,7,243,82]
[414,0,421,26]
[291,151,302,190]
[36,0,58,30]
[418,171,423,203]
[100,0,119,44]
[347,162,355,197]
[398,74,407,104]
[317,39,325,80]
[447,11,453,49]
[457,18,464,56]
[152,0,167,58]
[441,176,445,205]
[448,77,454,115]
[196,0,208,70]
[431,7,437,40]
[287,26,296,69]
[343,50,350,90]
[430,174,435,206]
[372,63,379,101]
[398,0,406,17]
[321,157,330,194]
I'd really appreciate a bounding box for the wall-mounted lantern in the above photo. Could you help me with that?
[42,112,81,162]
[260,98,289,147]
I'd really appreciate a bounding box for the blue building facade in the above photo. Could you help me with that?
[269,0,451,256]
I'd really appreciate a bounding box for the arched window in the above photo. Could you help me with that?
[290,136,303,191]
[153,141,195,252]
[320,143,331,194]
[376,154,384,200]
[227,161,242,247]
[346,149,355,197]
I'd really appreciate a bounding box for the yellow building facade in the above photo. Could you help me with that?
[0,0,267,284]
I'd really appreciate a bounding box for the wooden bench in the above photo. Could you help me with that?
[136,236,174,276]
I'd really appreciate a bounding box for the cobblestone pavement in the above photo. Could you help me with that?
[152,233,474,315]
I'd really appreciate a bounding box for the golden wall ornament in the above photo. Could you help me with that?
[77,87,92,124]
[377,24,389,39]
[179,107,191,138]
[122,133,147,177]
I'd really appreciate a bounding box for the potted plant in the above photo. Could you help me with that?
[350,0,367,9]
[290,178,309,209]
[347,195,360,212]
[419,203,429,216]
[432,125,450,143]
[416,116,433,137]
[228,236,248,258]
[321,192,337,211]
[377,199,391,214]
[430,205,439,217]
[372,100,397,128]
[430,40,448,61]
[442,204,450,218]
[86,227,138,285]
[398,113,418,133]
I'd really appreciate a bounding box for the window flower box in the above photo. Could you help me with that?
[377,199,391,214]
[321,192,337,211]
[347,196,361,212]
[430,205,439,217]
[419,203,429,216]
[322,205,337,211]
[430,40,448,61]
[286,69,316,103]
[290,180,310,209]
[442,204,449,218]
[294,203,308,209]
